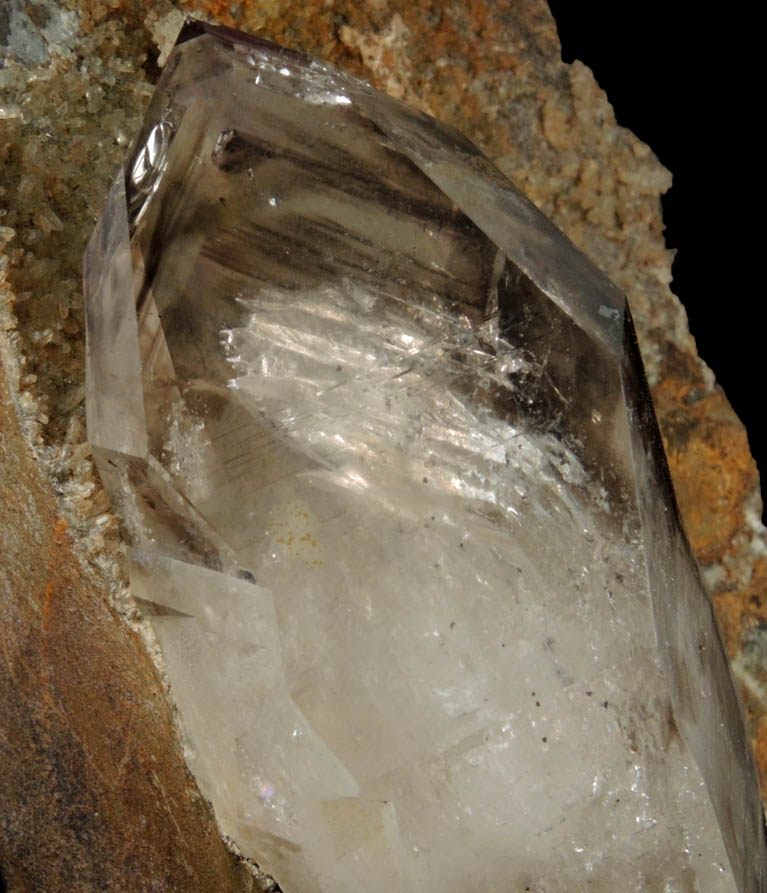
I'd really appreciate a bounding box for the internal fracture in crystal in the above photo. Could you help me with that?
[84,21,766,892]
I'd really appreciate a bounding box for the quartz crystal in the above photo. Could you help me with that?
[84,21,766,892]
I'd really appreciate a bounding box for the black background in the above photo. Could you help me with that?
[548,2,763,507]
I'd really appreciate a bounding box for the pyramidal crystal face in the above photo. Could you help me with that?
[84,21,765,892]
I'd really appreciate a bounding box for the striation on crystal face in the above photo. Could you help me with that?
[84,21,766,892]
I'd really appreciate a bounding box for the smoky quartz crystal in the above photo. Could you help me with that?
[84,21,766,892]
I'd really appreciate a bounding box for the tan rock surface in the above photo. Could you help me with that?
[1,0,764,886]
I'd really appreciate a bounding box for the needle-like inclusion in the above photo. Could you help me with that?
[84,21,766,892]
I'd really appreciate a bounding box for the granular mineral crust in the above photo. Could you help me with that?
[82,22,766,892]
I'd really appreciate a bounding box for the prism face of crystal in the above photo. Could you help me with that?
[84,22,766,892]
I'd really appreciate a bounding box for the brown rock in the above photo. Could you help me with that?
[0,360,259,891]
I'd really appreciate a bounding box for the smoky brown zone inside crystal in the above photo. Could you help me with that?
[109,34,634,581]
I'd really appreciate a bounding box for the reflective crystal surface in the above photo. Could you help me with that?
[84,22,766,892]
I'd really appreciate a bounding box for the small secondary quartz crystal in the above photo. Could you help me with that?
[84,21,766,892]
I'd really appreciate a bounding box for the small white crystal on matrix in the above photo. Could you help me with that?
[84,22,766,892]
